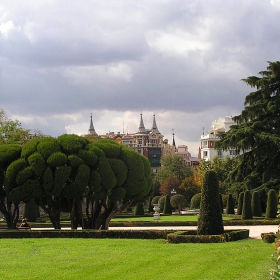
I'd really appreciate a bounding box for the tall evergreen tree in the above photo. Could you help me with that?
[216,61,280,192]
[197,171,224,235]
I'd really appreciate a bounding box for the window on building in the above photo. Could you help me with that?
[137,149,141,154]
[204,141,208,147]
[217,150,222,158]
[138,139,142,145]
[229,150,237,156]
[203,151,208,157]
[152,139,157,144]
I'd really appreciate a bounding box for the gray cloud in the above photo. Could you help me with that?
[1,0,280,155]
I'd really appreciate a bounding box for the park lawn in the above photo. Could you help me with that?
[111,215,232,222]
[0,238,273,280]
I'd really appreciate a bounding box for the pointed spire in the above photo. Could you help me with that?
[151,114,160,134]
[137,113,146,133]
[172,129,176,148]
[88,113,98,136]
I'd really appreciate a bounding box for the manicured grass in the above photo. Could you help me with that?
[111,215,232,222]
[0,238,273,279]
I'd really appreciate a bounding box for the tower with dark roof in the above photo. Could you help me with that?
[88,113,98,136]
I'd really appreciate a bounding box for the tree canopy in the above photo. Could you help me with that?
[0,136,153,229]
[216,61,280,192]
[155,155,192,184]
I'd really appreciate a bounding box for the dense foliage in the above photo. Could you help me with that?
[265,189,278,219]
[251,191,262,217]
[226,193,235,214]
[216,61,280,193]
[241,190,253,220]
[163,194,172,215]
[0,136,153,229]
[197,170,224,235]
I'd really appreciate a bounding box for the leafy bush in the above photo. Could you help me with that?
[170,194,187,212]
[252,191,262,217]
[197,171,224,235]
[163,194,172,215]
[237,192,244,215]
[266,189,278,219]
[133,203,144,216]
[190,193,201,209]
[242,190,253,220]
[226,193,235,214]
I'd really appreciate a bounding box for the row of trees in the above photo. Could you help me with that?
[0,135,153,229]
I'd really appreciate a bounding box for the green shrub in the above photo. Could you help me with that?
[252,191,262,217]
[242,190,253,220]
[237,192,244,215]
[151,196,161,205]
[197,170,224,235]
[266,189,278,219]
[133,203,144,216]
[158,196,166,212]
[261,232,277,243]
[226,193,235,214]
[163,194,172,215]
[23,199,40,222]
[190,193,201,209]
[170,194,187,212]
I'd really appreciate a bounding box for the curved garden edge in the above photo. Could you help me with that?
[0,228,250,243]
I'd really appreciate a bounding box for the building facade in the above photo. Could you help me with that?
[200,116,238,161]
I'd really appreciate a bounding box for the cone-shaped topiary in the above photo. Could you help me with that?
[241,190,253,220]
[226,193,235,214]
[163,194,172,215]
[190,193,201,209]
[251,191,262,217]
[265,189,278,218]
[237,192,244,215]
[219,193,223,214]
[197,170,224,235]
[133,203,144,216]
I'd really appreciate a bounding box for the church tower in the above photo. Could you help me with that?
[88,113,98,136]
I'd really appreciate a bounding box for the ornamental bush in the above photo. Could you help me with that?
[252,191,262,217]
[241,190,253,220]
[133,203,144,216]
[226,193,235,214]
[170,194,187,213]
[237,192,244,215]
[190,193,201,209]
[163,194,172,215]
[265,189,278,219]
[197,170,224,235]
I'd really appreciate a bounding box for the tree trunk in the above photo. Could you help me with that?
[0,200,19,229]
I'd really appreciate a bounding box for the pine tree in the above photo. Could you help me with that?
[216,61,280,192]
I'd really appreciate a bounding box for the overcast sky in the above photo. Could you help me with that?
[1,0,280,156]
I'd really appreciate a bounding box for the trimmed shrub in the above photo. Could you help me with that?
[237,192,244,215]
[133,203,144,216]
[219,193,223,214]
[265,189,278,219]
[197,170,224,235]
[163,194,172,215]
[151,196,161,205]
[226,194,235,214]
[170,194,187,213]
[241,190,253,220]
[158,196,166,212]
[190,193,201,209]
[251,191,262,217]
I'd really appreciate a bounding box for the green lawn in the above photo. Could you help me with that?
[0,238,273,279]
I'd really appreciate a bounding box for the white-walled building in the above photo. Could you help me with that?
[200,116,238,161]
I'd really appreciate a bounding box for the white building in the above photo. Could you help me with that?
[200,116,238,161]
